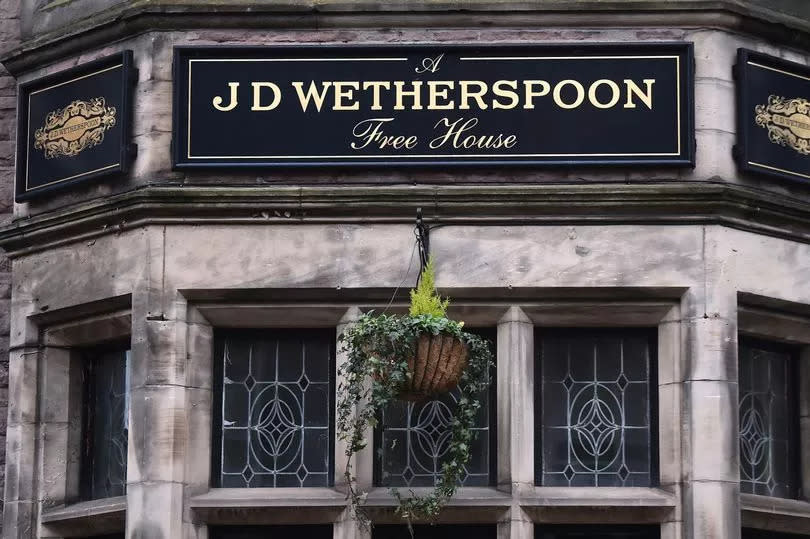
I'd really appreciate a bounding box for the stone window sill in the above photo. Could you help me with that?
[521,487,677,523]
[190,488,348,524]
[40,496,126,536]
[742,493,810,535]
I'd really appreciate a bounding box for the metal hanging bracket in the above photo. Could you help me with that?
[415,208,430,283]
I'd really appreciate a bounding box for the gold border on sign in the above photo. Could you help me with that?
[26,63,123,191]
[747,61,810,180]
[186,55,684,160]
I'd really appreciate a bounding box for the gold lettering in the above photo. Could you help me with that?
[292,81,332,112]
[333,82,360,111]
[459,80,489,110]
[362,81,391,111]
[492,80,519,110]
[394,81,423,110]
[553,80,585,109]
[251,82,282,111]
[624,79,655,109]
[523,80,551,109]
[212,82,239,112]
[427,81,455,110]
[588,79,621,109]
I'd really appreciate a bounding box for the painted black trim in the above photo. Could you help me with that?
[15,50,136,202]
[172,42,695,170]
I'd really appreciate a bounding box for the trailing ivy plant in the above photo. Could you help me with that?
[336,258,494,531]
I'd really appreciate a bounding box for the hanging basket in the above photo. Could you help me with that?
[398,331,469,401]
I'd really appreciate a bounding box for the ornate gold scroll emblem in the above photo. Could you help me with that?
[34,97,116,158]
[755,95,810,155]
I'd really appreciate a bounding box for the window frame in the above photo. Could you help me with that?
[210,328,337,489]
[738,335,802,500]
[533,327,660,488]
[372,327,499,488]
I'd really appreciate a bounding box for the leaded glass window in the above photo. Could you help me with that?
[743,528,810,539]
[213,330,334,488]
[81,349,130,501]
[535,525,660,538]
[536,329,656,487]
[738,339,799,499]
[375,329,495,487]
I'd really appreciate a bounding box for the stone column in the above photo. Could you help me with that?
[497,307,533,539]
[334,307,370,539]
[681,233,740,539]
[126,227,192,539]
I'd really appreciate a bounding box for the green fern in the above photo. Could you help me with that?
[409,256,449,317]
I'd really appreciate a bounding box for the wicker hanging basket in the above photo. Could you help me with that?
[397,332,469,402]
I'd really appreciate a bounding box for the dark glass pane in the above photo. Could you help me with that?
[536,330,656,487]
[743,529,810,539]
[209,525,333,539]
[214,330,334,488]
[82,349,129,500]
[374,525,497,539]
[739,339,799,499]
[376,329,496,488]
[536,525,660,538]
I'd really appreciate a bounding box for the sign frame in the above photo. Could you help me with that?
[15,50,136,202]
[173,43,695,170]
[735,48,810,184]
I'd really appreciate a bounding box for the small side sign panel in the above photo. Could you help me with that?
[736,49,810,183]
[16,51,135,201]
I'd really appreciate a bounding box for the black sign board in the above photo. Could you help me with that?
[174,44,694,169]
[16,51,135,201]
[736,49,810,183]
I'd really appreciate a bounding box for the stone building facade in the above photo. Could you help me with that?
[1,1,810,539]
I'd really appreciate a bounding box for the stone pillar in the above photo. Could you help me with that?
[3,345,38,538]
[681,236,740,539]
[334,307,371,539]
[126,228,191,539]
[497,307,533,539]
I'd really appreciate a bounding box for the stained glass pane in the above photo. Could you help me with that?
[743,528,810,539]
[214,330,334,488]
[376,329,495,487]
[374,525,497,539]
[536,525,660,538]
[536,330,656,487]
[82,349,129,501]
[738,340,798,499]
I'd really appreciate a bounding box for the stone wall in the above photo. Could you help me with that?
[0,0,19,530]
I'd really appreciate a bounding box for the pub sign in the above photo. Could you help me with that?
[736,49,810,183]
[16,51,135,201]
[174,44,694,168]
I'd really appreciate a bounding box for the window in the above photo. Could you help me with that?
[535,525,660,538]
[738,338,800,498]
[373,525,496,539]
[535,329,657,487]
[743,530,810,539]
[375,329,496,487]
[80,348,130,501]
[212,330,335,488]
[209,525,333,539]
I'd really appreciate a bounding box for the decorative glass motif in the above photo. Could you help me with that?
[376,330,494,487]
[739,340,798,498]
[83,349,130,500]
[536,330,655,487]
[215,331,333,488]
[535,525,660,538]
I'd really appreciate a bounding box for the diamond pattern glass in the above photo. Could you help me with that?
[209,525,333,539]
[738,339,798,499]
[376,329,495,487]
[535,525,660,538]
[536,330,656,487]
[82,349,130,500]
[374,525,497,539]
[214,330,334,488]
